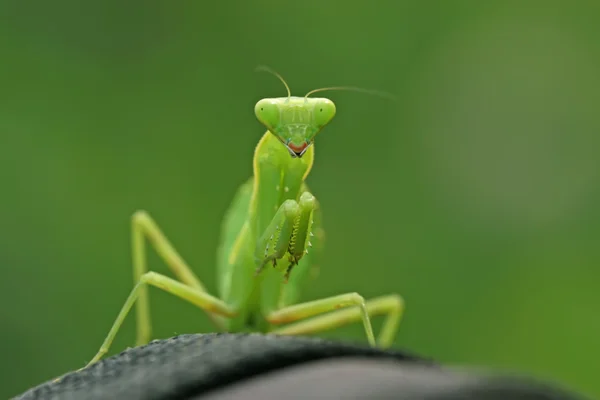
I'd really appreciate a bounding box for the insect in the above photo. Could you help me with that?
[83,67,405,368]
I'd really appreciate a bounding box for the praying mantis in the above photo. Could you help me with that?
[82,67,405,368]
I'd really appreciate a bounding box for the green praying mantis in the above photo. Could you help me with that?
[82,67,406,368]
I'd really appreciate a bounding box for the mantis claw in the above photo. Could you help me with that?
[283,262,296,283]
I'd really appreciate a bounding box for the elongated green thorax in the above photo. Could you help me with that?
[248,132,314,244]
[255,96,336,158]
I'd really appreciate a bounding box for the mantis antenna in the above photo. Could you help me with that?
[255,65,291,99]
[305,86,397,101]
[255,65,396,101]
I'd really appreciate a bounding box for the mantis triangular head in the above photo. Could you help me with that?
[254,65,395,158]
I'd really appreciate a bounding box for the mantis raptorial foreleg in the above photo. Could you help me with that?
[254,192,315,278]
[271,294,404,348]
[85,271,237,367]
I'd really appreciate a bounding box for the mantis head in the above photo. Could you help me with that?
[254,96,336,158]
[254,65,396,158]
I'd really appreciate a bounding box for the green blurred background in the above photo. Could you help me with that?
[1,1,599,398]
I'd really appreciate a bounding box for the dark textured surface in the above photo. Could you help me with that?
[14,333,429,400]
[14,333,590,400]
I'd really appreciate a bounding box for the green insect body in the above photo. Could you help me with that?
[79,69,405,370]
[217,97,328,333]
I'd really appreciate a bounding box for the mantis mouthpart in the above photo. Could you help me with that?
[80,66,405,369]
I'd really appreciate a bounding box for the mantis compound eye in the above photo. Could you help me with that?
[312,99,336,128]
[254,99,280,131]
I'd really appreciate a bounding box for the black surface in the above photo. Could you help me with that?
[14,333,591,400]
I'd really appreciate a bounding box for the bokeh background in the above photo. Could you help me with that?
[1,1,599,398]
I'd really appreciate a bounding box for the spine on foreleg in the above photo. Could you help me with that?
[284,192,315,281]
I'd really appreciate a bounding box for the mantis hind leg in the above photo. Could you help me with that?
[83,210,232,369]
[269,294,405,348]
[131,210,226,345]
[265,292,379,347]
[85,271,236,367]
